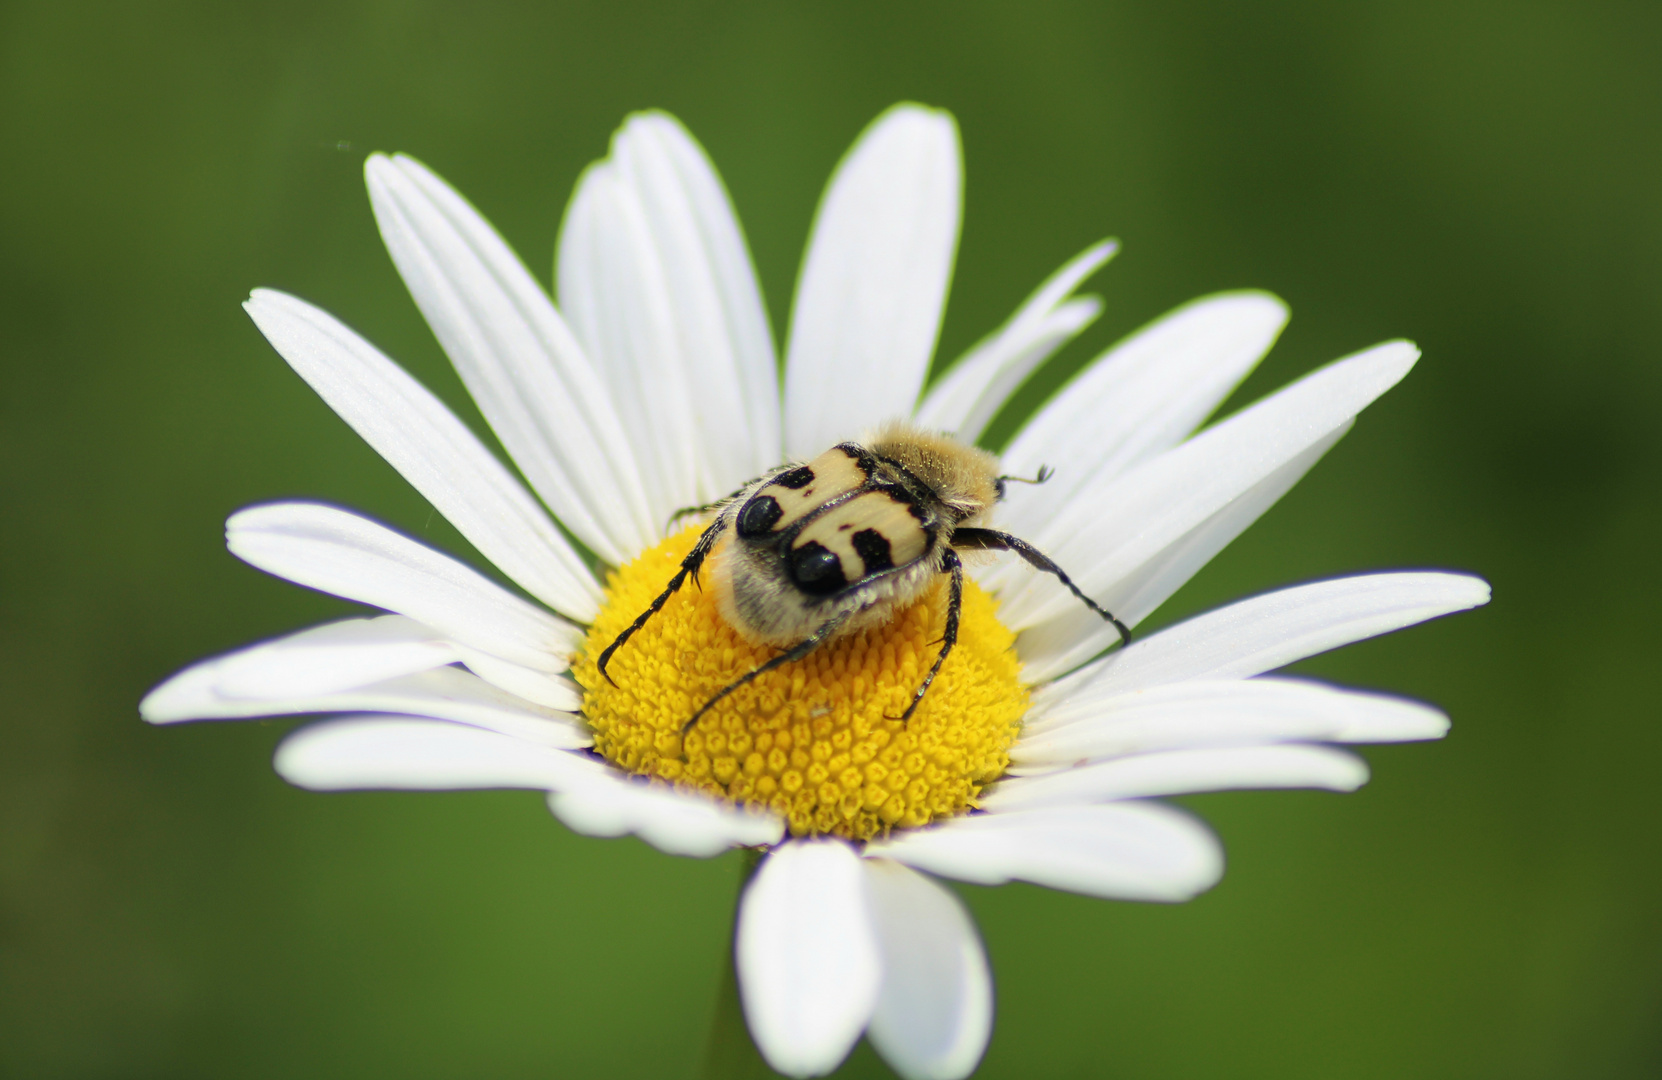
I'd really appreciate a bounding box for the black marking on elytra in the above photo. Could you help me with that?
[835,443,876,477]
[736,494,783,538]
[789,540,846,595]
[776,485,873,549]
[879,478,922,505]
[851,528,894,574]
[774,465,815,489]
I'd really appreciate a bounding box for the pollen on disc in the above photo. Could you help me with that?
[573,525,1028,842]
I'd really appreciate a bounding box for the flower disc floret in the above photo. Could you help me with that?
[574,527,1027,840]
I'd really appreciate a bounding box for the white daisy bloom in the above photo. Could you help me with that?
[142,103,1489,1079]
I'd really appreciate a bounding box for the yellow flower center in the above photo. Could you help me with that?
[572,526,1027,841]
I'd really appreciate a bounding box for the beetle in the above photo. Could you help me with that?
[597,423,1130,735]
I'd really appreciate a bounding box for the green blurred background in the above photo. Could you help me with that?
[2,1,1658,1076]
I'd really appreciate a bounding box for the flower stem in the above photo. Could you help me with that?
[700,849,778,1080]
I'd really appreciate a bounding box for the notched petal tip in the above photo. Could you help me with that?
[1447,572,1493,608]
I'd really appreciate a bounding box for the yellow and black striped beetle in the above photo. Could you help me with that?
[597,422,1131,735]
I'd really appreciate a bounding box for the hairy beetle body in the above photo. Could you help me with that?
[596,422,1130,735]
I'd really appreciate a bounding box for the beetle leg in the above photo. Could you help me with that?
[681,607,855,738]
[596,515,728,686]
[891,548,964,723]
[664,471,774,532]
[951,527,1132,645]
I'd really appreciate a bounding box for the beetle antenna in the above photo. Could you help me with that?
[997,464,1053,486]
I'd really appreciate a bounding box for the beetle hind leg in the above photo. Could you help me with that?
[891,548,964,723]
[681,608,854,739]
[950,526,1132,645]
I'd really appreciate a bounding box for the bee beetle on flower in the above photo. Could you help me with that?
[142,102,1488,1080]
[599,422,1130,734]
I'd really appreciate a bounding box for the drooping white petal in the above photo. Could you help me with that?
[242,289,601,621]
[914,240,1115,444]
[447,644,584,712]
[981,744,1369,813]
[870,802,1223,902]
[140,616,456,717]
[1011,424,1346,682]
[993,341,1418,632]
[276,715,607,792]
[365,153,655,563]
[1035,572,1491,711]
[1011,677,1447,771]
[226,503,578,673]
[559,112,780,512]
[143,663,587,745]
[784,105,961,457]
[278,717,775,857]
[546,775,782,858]
[738,840,882,1077]
[991,289,1289,546]
[862,860,993,1080]
[280,714,777,857]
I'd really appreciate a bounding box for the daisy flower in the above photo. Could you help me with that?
[141,104,1488,1079]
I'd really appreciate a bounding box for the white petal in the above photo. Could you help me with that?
[863,860,992,1080]
[870,802,1223,902]
[784,105,961,456]
[144,662,587,746]
[738,840,882,1077]
[276,715,607,792]
[1011,424,1346,682]
[1012,677,1447,770]
[559,161,702,524]
[365,153,654,563]
[1036,572,1491,710]
[993,341,1418,632]
[447,645,584,711]
[558,112,780,510]
[914,240,1115,444]
[243,289,601,621]
[981,745,1369,812]
[226,502,578,673]
[993,290,1289,542]
[140,616,456,718]
[280,716,778,857]
[1097,423,1346,629]
[546,776,782,858]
